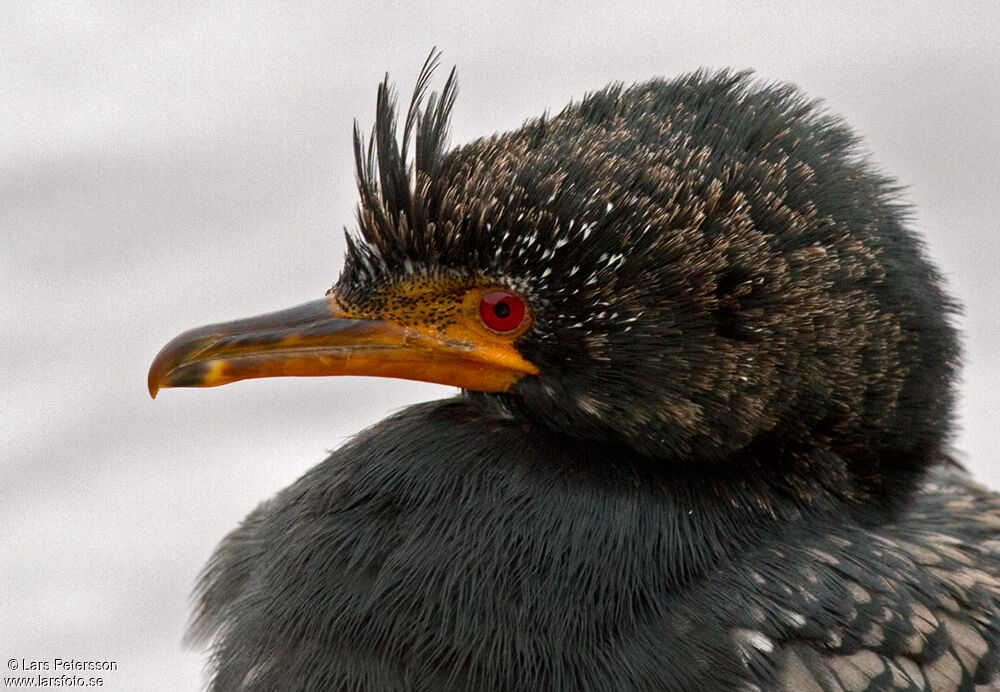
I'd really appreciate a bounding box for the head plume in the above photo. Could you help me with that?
[344,49,458,289]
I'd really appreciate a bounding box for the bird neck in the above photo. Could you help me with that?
[595,439,880,589]
[439,396,903,590]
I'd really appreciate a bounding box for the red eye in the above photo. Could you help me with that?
[479,291,527,332]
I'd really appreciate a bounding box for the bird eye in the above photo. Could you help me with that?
[479,291,527,333]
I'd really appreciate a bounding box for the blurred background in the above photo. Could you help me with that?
[3,2,998,689]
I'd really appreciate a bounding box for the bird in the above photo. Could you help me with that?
[148,52,1000,691]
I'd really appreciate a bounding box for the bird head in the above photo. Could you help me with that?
[149,55,958,487]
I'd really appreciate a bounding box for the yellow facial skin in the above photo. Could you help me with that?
[148,280,538,398]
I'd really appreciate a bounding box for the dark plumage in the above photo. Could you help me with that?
[154,54,1000,690]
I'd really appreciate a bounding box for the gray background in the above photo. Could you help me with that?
[3,3,998,689]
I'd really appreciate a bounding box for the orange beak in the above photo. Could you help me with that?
[148,294,538,398]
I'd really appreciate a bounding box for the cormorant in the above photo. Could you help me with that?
[149,54,1000,690]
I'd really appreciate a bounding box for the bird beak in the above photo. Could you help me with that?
[148,295,538,398]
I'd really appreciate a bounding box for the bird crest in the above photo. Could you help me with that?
[347,50,458,287]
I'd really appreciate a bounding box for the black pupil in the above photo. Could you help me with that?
[493,300,511,320]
